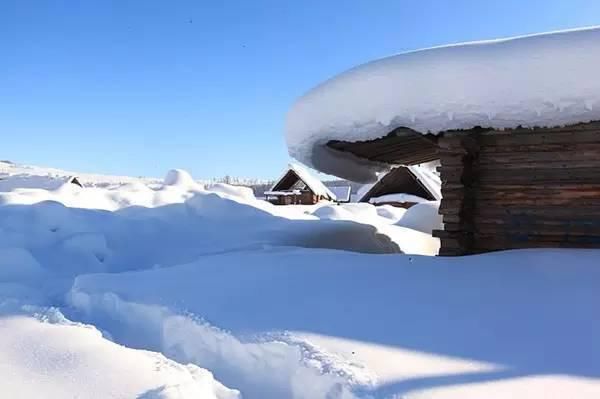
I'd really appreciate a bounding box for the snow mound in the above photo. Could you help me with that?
[0,308,239,399]
[68,291,358,399]
[396,201,443,234]
[310,204,354,220]
[375,205,407,222]
[164,169,199,188]
[206,183,256,201]
[369,193,429,205]
[0,248,45,283]
[69,248,600,398]
[286,26,600,181]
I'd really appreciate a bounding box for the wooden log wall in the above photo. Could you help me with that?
[433,122,600,255]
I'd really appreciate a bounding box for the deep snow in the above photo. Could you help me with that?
[1,163,599,398]
[286,26,600,181]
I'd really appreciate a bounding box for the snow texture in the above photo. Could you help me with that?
[368,193,429,205]
[396,201,444,235]
[286,26,600,181]
[0,162,599,398]
[0,307,239,399]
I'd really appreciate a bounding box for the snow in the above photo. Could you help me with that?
[0,307,238,399]
[69,249,600,398]
[396,201,444,235]
[163,169,201,188]
[329,186,352,202]
[286,26,600,181]
[369,193,429,205]
[0,162,599,398]
[408,161,442,201]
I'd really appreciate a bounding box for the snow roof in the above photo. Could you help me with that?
[270,163,337,200]
[286,26,600,182]
[408,162,441,201]
[328,186,351,202]
[357,163,440,203]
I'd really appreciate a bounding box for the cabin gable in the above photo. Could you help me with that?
[359,166,436,208]
[265,167,333,205]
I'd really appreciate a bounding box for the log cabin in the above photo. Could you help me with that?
[285,27,600,255]
[358,165,439,208]
[265,163,336,205]
[327,123,600,254]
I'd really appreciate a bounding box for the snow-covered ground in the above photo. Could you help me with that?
[1,162,599,398]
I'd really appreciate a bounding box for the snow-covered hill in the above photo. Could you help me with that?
[0,163,599,398]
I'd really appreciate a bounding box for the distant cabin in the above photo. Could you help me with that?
[265,164,336,205]
[358,166,438,208]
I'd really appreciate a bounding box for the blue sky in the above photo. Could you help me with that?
[2,1,599,179]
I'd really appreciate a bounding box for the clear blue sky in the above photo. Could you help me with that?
[2,1,599,179]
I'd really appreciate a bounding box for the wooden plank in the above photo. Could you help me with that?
[478,130,600,146]
[472,205,600,218]
[450,185,600,202]
[479,142,600,154]
[479,150,600,164]
[477,167,600,184]
[448,222,600,236]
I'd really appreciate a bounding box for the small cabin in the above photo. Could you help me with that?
[265,164,336,205]
[358,166,439,208]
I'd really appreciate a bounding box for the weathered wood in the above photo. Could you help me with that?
[436,121,600,255]
[323,119,600,255]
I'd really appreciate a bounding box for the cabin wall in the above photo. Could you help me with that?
[434,123,600,255]
[268,191,320,205]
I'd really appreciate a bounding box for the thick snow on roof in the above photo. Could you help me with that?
[286,26,600,181]
[356,162,441,202]
[408,162,442,201]
[271,163,337,200]
[329,186,351,202]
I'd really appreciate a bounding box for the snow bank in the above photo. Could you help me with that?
[375,205,407,223]
[0,248,45,283]
[0,308,238,399]
[205,183,256,202]
[68,292,357,399]
[369,193,428,205]
[286,26,600,181]
[69,248,600,398]
[163,169,200,188]
[396,201,443,234]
